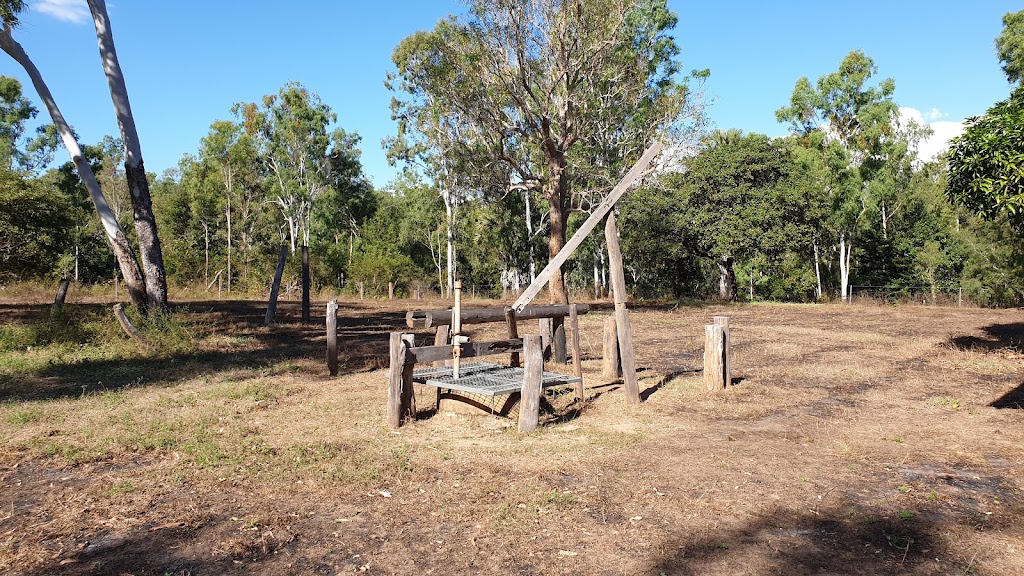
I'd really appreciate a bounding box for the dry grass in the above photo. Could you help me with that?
[0,297,1022,575]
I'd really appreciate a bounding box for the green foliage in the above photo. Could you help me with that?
[0,168,73,281]
[997,10,1024,86]
[946,90,1024,223]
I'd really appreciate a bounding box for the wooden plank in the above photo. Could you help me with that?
[569,304,584,401]
[387,332,405,429]
[704,324,726,392]
[602,315,621,379]
[326,299,339,376]
[714,316,731,388]
[605,210,640,403]
[519,335,543,433]
[406,304,590,329]
[505,308,520,368]
[512,140,664,312]
[407,339,525,365]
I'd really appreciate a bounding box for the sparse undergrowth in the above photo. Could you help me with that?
[0,298,1022,575]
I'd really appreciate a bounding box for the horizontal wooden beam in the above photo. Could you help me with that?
[406,304,589,329]
[407,339,524,364]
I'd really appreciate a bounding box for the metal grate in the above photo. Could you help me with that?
[413,361,581,396]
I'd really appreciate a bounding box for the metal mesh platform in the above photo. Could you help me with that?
[413,361,581,396]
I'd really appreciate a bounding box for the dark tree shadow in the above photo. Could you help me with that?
[647,506,953,576]
[949,322,1024,353]
[991,383,1024,409]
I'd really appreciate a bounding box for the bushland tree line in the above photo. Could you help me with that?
[2,2,1024,308]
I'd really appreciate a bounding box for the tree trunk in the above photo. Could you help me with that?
[226,181,232,293]
[90,0,168,311]
[839,234,852,303]
[718,255,737,301]
[301,245,310,322]
[265,244,288,326]
[444,189,456,298]
[0,26,150,310]
[813,240,823,300]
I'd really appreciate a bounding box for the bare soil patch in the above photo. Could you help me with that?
[1,298,1022,575]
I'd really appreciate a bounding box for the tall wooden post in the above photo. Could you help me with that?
[704,323,727,392]
[605,210,640,403]
[713,316,731,388]
[569,304,584,401]
[301,246,310,322]
[326,299,339,376]
[452,280,463,378]
[602,316,621,379]
[387,332,415,428]
[519,334,543,433]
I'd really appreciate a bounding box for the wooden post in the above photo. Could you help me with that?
[432,324,449,368]
[265,244,288,326]
[387,332,411,428]
[713,316,731,388]
[553,316,567,364]
[704,324,726,392]
[569,304,584,401]
[401,333,416,418]
[301,245,310,322]
[602,316,621,379]
[539,317,553,359]
[326,300,339,376]
[505,307,520,368]
[452,280,463,378]
[358,281,364,300]
[605,210,640,403]
[519,334,543,433]
[388,281,395,300]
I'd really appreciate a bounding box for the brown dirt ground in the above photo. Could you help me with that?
[1,295,1023,575]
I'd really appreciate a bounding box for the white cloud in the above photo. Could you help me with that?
[33,0,90,24]
[898,107,965,163]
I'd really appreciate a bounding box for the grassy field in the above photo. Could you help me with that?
[0,293,1022,575]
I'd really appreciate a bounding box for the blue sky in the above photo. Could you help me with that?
[1,0,1018,187]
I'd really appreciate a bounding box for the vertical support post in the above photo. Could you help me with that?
[401,333,416,419]
[552,316,567,364]
[605,210,640,403]
[326,299,339,376]
[519,334,543,433]
[713,316,731,388]
[301,245,311,322]
[452,280,463,379]
[602,315,621,379]
[569,304,584,401]
[505,308,520,368]
[704,324,726,392]
[539,317,553,359]
[387,332,406,428]
[432,324,450,367]
[358,281,364,300]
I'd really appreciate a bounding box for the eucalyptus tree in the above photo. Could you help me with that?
[388,0,703,304]
[0,0,167,310]
[776,50,898,301]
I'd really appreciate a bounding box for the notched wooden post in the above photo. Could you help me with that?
[519,334,543,433]
[713,316,731,388]
[326,299,339,376]
[387,332,413,428]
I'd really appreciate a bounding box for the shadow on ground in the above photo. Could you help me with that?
[949,322,1024,352]
[0,300,407,402]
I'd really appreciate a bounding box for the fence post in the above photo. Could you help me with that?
[326,300,339,376]
[519,334,543,433]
